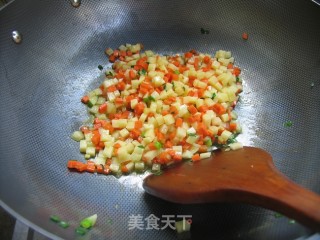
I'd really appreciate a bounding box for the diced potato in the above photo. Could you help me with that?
[220,130,233,141]
[126,121,135,131]
[163,114,175,125]
[130,99,138,109]
[134,162,145,171]
[102,146,113,158]
[94,156,106,165]
[112,119,128,128]
[155,115,165,126]
[200,152,211,159]
[143,150,159,164]
[229,142,243,150]
[119,128,130,138]
[86,146,96,157]
[71,131,84,142]
[110,163,120,173]
[220,113,230,122]
[79,140,87,153]
[186,135,199,144]
[182,150,193,159]
[131,153,143,162]
[176,127,187,139]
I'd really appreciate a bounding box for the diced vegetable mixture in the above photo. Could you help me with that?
[68,43,243,175]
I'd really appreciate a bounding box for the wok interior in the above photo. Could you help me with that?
[0,0,319,239]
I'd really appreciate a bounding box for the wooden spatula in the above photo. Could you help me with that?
[143,147,320,231]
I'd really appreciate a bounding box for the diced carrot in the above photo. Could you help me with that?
[198,105,208,113]
[173,154,182,161]
[129,69,136,79]
[171,73,179,80]
[107,85,117,92]
[165,141,173,148]
[134,120,143,129]
[106,159,112,165]
[96,164,104,174]
[109,54,116,63]
[167,149,176,157]
[229,122,237,131]
[169,106,178,116]
[162,110,169,116]
[203,56,210,64]
[121,111,130,119]
[91,130,101,146]
[192,154,200,162]
[115,97,124,105]
[80,126,90,134]
[114,143,121,148]
[126,50,132,56]
[148,142,156,150]
[117,81,126,91]
[227,63,234,69]
[184,52,193,58]
[75,162,87,172]
[217,128,225,136]
[81,95,89,104]
[113,50,120,57]
[98,103,107,113]
[120,50,127,57]
[175,118,183,127]
[169,131,176,140]
[67,160,78,169]
[212,103,226,115]
[194,57,199,70]
[130,129,141,139]
[134,102,145,115]
[198,145,208,153]
[233,67,241,76]
[197,88,205,98]
[188,105,198,115]
[103,165,111,175]
[242,32,248,40]
[119,56,125,61]
[86,161,96,173]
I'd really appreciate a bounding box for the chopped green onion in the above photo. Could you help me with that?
[98,65,103,71]
[138,69,147,75]
[80,214,97,229]
[154,141,162,149]
[107,219,113,225]
[50,215,60,223]
[143,97,150,104]
[80,219,92,229]
[174,70,180,75]
[274,213,283,218]
[75,226,87,236]
[106,71,113,76]
[138,145,145,149]
[211,93,216,99]
[200,28,209,34]
[153,170,163,176]
[58,221,70,228]
[204,139,212,147]
[284,121,293,127]
[236,77,240,82]
[87,101,93,108]
[187,133,197,137]
[149,96,156,102]
[288,219,296,224]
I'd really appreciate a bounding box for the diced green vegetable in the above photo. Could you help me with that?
[284,121,293,127]
[50,215,60,223]
[138,69,147,75]
[174,70,180,74]
[58,221,70,228]
[87,101,93,108]
[187,133,197,137]
[274,213,283,218]
[80,214,97,229]
[211,93,216,99]
[289,219,296,224]
[138,145,145,149]
[154,141,162,149]
[204,138,212,147]
[75,226,87,236]
[98,65,103,71]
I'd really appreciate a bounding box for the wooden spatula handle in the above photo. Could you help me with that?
[227,169,320,231]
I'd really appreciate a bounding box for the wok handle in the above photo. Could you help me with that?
[234,170,320,232]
